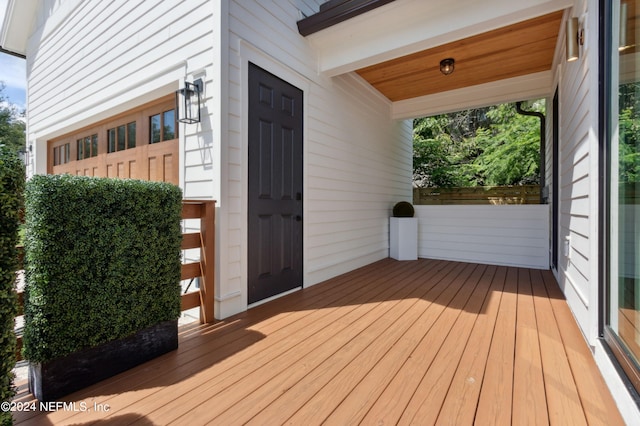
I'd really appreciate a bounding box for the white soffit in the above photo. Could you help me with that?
[391,70,552,120]
[0,0,37,56]
[308,0,574,76]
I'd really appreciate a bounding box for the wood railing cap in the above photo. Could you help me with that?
[182,199,217,204]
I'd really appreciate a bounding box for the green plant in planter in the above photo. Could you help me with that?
[0,146,24,425]
[392,201,415,218]
[23,175,182,364]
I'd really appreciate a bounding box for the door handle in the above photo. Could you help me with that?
[295,215,302,222]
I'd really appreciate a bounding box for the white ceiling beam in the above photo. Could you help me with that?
[307,0,573,76]
[391,71,552,120]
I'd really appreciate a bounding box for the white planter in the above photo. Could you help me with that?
[389,217,418,260]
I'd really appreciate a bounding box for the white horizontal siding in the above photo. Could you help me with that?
[219,0,411,317]
[27,0,218,200]
[416,205,549,269]
[304,73,412,282]
[558,3,640,421]
[29,0,210,127]
[556,1,597,337]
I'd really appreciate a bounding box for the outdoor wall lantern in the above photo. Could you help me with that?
[439,58,455,75]
[566,17,584,62]
[176,78,203,124]
[17,145,31,166]
[17,149,27,165]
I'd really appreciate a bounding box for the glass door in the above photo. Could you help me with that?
[606,0,640,394]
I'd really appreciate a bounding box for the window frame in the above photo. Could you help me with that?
[600,0,640,399]
[149,108,177,144]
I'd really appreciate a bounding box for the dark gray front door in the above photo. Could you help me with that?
[248,63,303,305]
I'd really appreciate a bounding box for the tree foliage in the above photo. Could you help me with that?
[413,101,543,187]
[618,82,640,184]
[0,146,24,426]
[0,83,26,155]
[473,103,542,186]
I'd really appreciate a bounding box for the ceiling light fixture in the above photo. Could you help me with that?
[439,58,455,75]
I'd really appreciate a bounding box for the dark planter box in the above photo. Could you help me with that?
[29,320,178,402]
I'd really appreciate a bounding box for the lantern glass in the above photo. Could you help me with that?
[176,79,202,124]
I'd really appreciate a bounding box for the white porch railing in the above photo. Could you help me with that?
[415,205,549,269]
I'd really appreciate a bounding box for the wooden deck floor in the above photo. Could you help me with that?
[12,258,623,425]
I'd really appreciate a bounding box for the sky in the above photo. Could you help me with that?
[0,0,27,110]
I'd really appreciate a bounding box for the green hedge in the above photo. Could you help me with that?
[0,146,24,424]
[23,175,182,363]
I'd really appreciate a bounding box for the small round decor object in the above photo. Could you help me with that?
[392,201,414,218]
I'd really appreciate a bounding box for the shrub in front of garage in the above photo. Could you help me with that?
[23,175,182,402]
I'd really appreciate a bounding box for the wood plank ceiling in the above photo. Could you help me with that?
[355,11,564,102]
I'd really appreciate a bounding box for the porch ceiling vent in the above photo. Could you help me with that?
[176,79,203,124]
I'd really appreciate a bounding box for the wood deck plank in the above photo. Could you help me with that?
[359,263,482,425]
[11,259,623,425]
[282,263,484,426]
[102,259,428,425]
[183,260,460,425]
[530,269,587,425]
[144,259,442,424]
[245,265,470,424]
[434,266,507,425]
[15,258,414,425]
[396,265,496,425]
[324,266,503,425]
[541,270,626,426]
[474,267,518,426]
[512,268,549,425]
